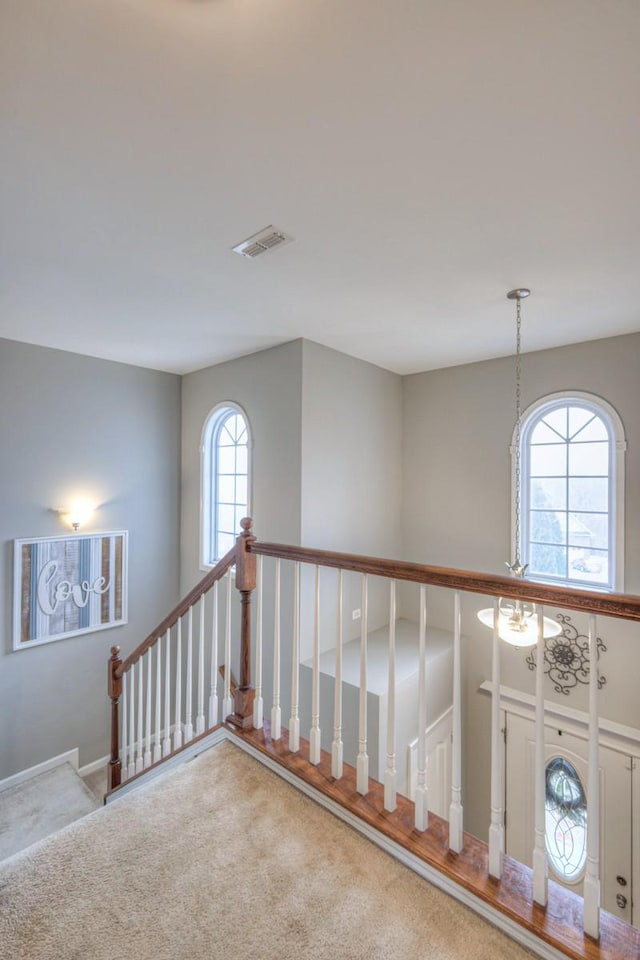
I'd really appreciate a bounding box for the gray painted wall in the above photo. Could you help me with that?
[180,339,403,722]
[5,326,639,832]
[179,340,304,727]
[0,338,181,778]
[402,332,640,839]
[300,340,403,654]
[180,340,304,594]
[300,340,403,558]
[180,337,403,594]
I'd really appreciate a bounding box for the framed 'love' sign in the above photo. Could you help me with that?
[13,531,128,650]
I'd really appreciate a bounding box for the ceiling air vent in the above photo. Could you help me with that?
[232,226,294,259]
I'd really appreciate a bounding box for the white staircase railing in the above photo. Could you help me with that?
[108,518,640,959]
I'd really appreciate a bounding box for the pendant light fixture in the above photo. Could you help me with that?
[477,289,562,648]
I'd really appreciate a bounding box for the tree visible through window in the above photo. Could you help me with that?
[519,394,624,592]
[201,404,251,566]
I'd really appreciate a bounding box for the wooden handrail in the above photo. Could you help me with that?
[249,540,640,623]
[116,546,237,677]
[106,518,640,956]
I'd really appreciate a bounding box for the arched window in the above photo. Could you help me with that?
[201,403,251,567]
[517,392,625,591]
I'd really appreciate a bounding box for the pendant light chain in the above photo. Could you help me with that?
[476,287,562,646]
[505,286,529,579]
[514,295,522,568]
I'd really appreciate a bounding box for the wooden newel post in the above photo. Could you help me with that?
[227,517,256,730]
[108,646,123,791]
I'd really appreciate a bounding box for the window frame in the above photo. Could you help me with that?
[200,402,253,570]
[512,391,626,593]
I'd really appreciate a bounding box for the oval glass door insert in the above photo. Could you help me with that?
[544,757,587,881]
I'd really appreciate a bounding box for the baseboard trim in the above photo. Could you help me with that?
[0,748,79,793]
[78,754,110,777]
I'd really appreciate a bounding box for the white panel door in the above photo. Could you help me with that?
[505,713,633,926]
[405,708,452,817]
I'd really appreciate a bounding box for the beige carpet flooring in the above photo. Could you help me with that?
[0,741,534,960]
[0,762,99,861]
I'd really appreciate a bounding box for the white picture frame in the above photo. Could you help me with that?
[13,531,128,651]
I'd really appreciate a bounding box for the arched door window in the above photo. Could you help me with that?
[201,404,251,566]
[517,392,625,591]
[545,757,587,882]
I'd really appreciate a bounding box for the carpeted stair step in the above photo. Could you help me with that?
[0,762,100,861]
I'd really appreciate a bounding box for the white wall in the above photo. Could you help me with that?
[402,332,640,839]
[0,338,181,778]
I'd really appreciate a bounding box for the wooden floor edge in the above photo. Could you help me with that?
[225,723,640,960]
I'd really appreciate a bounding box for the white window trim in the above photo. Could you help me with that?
[199,401,253,571]
[510,390,626,593]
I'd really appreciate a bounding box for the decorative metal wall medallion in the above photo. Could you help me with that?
[525,614,606,695]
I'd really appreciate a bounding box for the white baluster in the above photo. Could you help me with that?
[174,619,183,751]
[289,561,300,751]
[449,591,464,852]
[414,584,428,830]
[384,580,397,812]
[184,606,194,743]
[154,636,162,764]
[584,613,601,939]
[533,606,548,905]
[121,671,128,782]
[310,565,321,764]
[128,663,136,779]
[163,627,172,757]
[144,650,152,768]
[331,569,344,779]
[196,596,205,735]
[223,573,233,718]
[271,559,282,740]
[136,658,144,774]
[356,574,369,795]
[253,557,264,729]
[488,598,504,879]
[208,583,219,727]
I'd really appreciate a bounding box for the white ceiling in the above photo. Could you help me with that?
[1,0,639,375]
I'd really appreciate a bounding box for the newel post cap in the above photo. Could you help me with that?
[236,518,256,591]
[240,516,255,539]
[108,646,122,698]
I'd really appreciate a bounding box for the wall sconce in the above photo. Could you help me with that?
[57,498,96,531]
